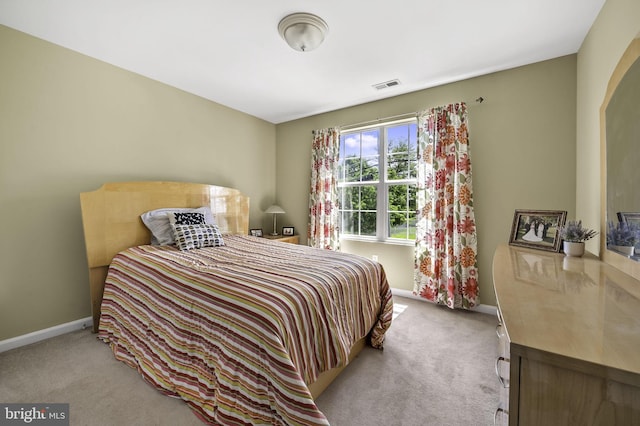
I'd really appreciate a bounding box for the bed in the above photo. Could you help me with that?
[80,181,393,425]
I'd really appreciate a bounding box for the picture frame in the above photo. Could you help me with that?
[617,211,640,226]
[617,212,640,251]
[508,209,567,252]
[282,226,294,236]
[250,228,263,237]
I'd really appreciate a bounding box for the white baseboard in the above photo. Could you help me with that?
[391,288,497,316]
[0,316,93,353]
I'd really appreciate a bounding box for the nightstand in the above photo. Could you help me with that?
[263,235,299,244]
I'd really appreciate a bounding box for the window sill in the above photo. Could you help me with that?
[339,236,414,246]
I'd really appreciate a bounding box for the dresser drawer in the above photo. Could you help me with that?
[495,306,510,425]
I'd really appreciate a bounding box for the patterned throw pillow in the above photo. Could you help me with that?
[172,224,225,250]
[140,207,215,246]
[170,212,205,225]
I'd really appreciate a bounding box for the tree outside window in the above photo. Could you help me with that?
[338,120,417,241]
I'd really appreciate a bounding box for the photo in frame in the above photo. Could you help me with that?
[508,209,567,252]
[617,211,640,226]
[282,227,294,236]
[250,228,263,237]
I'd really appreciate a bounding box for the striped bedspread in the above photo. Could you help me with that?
[98,235,393,425]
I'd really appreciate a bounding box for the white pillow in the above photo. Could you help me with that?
[141,207,216,245]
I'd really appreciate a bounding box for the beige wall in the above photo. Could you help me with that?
[276,55,578,306]
[0,25,277,340]
[5,0,633,340]
[576,0,640,254]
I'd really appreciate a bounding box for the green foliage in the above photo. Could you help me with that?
[339,131,417,238]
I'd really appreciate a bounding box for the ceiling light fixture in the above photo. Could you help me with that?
[278,13,329,52]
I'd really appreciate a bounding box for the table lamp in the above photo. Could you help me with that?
[265,204,285,235]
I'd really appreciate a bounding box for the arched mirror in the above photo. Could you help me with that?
[601,38,640,276]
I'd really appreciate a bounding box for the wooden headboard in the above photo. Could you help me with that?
[80,181,250,331]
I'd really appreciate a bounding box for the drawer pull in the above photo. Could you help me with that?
[494,407,508,425]
[495,356,510,388]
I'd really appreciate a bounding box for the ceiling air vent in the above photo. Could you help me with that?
[372,79,401,90]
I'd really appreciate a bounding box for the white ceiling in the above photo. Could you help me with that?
[0,0,605,124]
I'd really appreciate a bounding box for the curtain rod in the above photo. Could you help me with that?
[336,97,485,132]
[339,112,417,132]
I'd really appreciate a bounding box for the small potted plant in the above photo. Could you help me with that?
[557,220,598,257]
[607,221,640,256]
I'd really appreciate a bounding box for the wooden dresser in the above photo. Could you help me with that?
[493,243,640,425]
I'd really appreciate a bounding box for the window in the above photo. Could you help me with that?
[338,119,417,242]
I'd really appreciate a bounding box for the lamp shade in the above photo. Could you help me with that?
[278,13,329,52]
[265,205,285,235]
[265,205,285,214]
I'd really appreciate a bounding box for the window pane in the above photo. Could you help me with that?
[340,130,379,183]
[342,211,356,235]
[361,186,377,210]
[341,133,360,158]
[361,157,379,181]
[408,158,417,180]
[387,125,409,152]
[360,212,376,236]
[341,133,361,182]
[345,158,360,182]
[387,123,416,180]
[339,187,357,210]
[389,184,409,211]
[388,184,416,240]
[388,212,407,238]
[408,123,417,179]
[388,126,407,154]
[408,123,417,151]
[361,130,379,157]
[388,152,410,180]
[408,185,417,212]
[388,212,417,240]
[408,211,416,240]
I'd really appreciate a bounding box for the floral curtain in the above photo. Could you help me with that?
[414,103,479,309]
[308,128,340,250]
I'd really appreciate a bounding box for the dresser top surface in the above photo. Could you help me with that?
[493,243,640,375]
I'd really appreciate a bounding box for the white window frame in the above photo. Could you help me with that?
[338,118,417,244]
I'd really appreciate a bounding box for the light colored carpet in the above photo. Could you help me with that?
[315,297,500,425]
[392,303,408,319]
[0,296,499,425]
